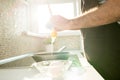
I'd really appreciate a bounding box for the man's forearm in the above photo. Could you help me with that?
[70,0,120,29]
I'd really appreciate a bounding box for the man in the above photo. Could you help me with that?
[49,0,120,79]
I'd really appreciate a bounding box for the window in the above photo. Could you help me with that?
[27,0,81,36]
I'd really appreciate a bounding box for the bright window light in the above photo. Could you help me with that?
[29,3,75,34]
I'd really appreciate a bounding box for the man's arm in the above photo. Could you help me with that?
[50,0,120,31]
[70,0,120,30]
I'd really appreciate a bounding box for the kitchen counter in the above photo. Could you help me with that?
[0,50,104,80]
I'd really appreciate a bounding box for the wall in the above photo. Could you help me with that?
[54,35,81,51]
[0,0,45,60]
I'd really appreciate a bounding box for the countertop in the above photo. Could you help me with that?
[0,50,104,80]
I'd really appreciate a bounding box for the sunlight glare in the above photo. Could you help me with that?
[30,3,74,33]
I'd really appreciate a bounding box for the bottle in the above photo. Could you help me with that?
[46,22,57,44]
[50,29,57,44]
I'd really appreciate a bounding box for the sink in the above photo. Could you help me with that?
[32,52,81,67]
[32,52,70,62]
[32,51,82,78]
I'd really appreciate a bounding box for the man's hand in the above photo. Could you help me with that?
[49,15,71,31]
